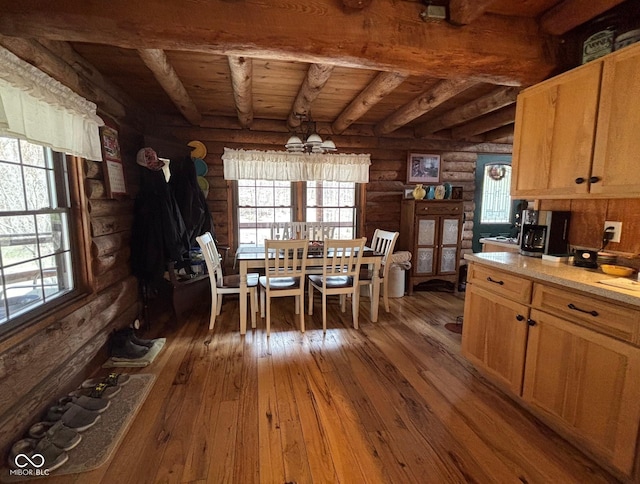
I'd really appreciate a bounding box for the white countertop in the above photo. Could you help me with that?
[479,236,519,249]
[464,252,640,308]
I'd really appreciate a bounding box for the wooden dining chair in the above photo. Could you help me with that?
[307,237,366,332]
[196,232,259,331]
[260,239,309,336]
[359,229,399,313]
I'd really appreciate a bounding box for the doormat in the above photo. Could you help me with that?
[2,374,156,481]
[102,338,166,368]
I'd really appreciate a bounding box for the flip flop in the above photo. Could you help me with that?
[81,372,130,389]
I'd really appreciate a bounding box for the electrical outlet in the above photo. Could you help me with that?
[604,221,622,243]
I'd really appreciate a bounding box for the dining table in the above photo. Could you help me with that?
[235,244,383,334]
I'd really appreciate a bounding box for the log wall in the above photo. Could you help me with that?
[0,124,143,459]
[156,123,513,263]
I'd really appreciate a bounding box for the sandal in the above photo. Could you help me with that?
[81,372,130,389]
[69,382,121,399]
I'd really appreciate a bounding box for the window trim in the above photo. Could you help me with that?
[0,148,92,339]
[230,180,364,250]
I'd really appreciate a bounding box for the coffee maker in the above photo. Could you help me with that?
[520,210,571,257]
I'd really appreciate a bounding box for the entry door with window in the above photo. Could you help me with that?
[472,155,521,253]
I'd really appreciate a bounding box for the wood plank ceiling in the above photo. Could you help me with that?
[0,0,627,144]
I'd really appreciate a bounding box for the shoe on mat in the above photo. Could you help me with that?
[44,402,101,432]
[122,327,156,348]
[109,330,150,359]
[81,372,130,389]
[9,437,68,472]
[69,382,121,399]
[28,421,82,451]
[59,395,110,413]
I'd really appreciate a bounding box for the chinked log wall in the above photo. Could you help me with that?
[157,124,512,261]
[0,126,142,459]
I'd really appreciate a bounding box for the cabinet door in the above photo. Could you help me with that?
[461,284,529,395]
[591,43,640,196]
[414,216,437,275]
[437,215,460,275]
[511,62,602,199]
[523,309,640,474]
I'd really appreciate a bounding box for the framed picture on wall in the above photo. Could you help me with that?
[100,123,127,198]
[407,153,441,184]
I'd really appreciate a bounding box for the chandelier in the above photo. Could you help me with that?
[285,115,337,154]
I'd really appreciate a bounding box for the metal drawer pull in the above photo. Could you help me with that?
[589,176,601,184]
[487,276,504,285]
[567,303,599,317]
[516,314,525,321]
[575,177,585,184]
[527,318,537,326]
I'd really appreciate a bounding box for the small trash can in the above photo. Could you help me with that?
[388,265,406,298]
[387,251,412,298]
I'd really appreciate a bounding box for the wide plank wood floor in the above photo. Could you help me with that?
[47,290,619,483]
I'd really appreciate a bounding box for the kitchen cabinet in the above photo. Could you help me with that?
[523,308,640,474]
[462,259,640,477]
[511,42,640,199]
[399,200,463,295]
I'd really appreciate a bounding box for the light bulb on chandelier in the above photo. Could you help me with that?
[285,114,337,154]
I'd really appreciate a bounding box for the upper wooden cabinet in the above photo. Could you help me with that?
[511,42,640,199]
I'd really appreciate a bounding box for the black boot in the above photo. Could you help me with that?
[109,330,149,359]
[122,327,155,348]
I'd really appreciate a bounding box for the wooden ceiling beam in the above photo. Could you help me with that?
[483,123,514,143]
[332,71,407,134]
[448,0,497,25]
[374,79,476,136]
[137,48,202,126]
[227,56,253,128]
[540,0,626,36]
[287,64,334,129]
[451,105,516,139]
[414,86,518,136]
[0,1,555,86]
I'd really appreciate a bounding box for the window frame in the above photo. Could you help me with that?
[232,180,363,247]
[0,138,90,338]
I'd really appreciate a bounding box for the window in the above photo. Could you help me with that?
[236,180,357,244]
[237,180,292,245]
[0,136,77,333]
[306,181,356,238]
[480,164,512,224]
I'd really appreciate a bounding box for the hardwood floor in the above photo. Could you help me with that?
[48,291,619,483]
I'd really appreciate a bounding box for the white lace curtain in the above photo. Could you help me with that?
[222,148,371,183]
[0,47,104,161]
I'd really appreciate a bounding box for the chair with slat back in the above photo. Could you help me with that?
[359,229,399,313]
[307,237,366,332]
[270,221,335,241]
[196,232,259,331]
[260,239,309,336]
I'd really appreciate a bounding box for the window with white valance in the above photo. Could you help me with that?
[0,47,104,161]
[222,148,371,183]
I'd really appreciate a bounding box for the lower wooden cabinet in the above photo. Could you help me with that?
[523,309,640,475]
[461,284,529,395]
[462,261,640,477]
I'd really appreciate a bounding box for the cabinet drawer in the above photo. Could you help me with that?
[532,283,640,345]
[467,264,532,304]
[414,201,462,215]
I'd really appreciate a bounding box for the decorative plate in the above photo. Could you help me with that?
[193,158,208,176]
[434,184,446,199]
[197,176,209,195]
[443,182,452,199]
[187,140,207,159]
